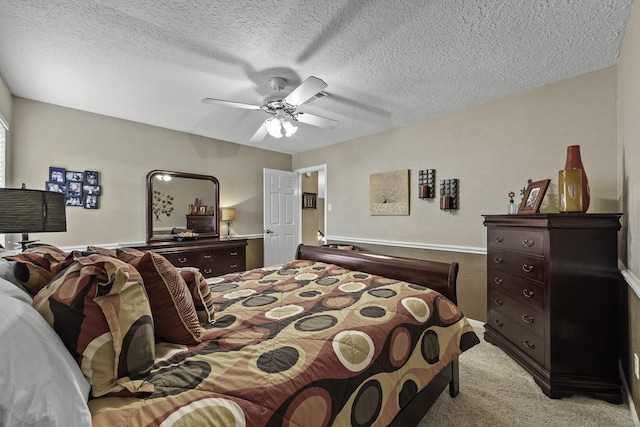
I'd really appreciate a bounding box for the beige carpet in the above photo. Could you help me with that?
[419,321,635,427]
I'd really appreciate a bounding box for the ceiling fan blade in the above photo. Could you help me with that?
[283,76,328,106]
[295,112,339,128]
[249,122,269,143]
[202,98,262,110]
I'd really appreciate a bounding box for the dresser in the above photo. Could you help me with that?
[132,238,247,278]
[482,214,622,403]
[186,215,216,233]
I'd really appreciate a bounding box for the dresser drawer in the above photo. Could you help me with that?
[488,289,545,337]
[162,251,199,268]
[198,260,216,278]
[196,247,246,277]
[488,228,544,256]
[489,309,545,366]
[488,266,545,309]
[186,215,216,233]
[489,249,545,283]
[211,250,245,275]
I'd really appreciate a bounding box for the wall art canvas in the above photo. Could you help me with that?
[369,169,409,215]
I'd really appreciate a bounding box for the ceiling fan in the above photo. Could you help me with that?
[202,76,339,143]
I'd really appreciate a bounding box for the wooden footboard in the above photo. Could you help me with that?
[295,244,462,425]
[295,244,459,304]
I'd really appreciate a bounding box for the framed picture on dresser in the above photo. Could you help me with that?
[518,179,550,214]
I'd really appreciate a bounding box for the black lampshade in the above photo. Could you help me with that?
[0,187,67,234]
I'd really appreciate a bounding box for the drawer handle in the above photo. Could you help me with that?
[494,257,503,264]
[495,236,504,243]
[523,340,536,350]
[521,314,535,324]
[230,252,238,256]
[522,239,534,247]
[494,277,503,285]
[230,264,238,268]
[494,319,504,327]
[522,264,534,273]
[203,268,212,274]
[203,254,212,259]
[177,257,188,263]
[494,298,503,306]
[522,289,534,298]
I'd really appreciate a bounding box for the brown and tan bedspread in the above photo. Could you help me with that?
[90,259,479,426]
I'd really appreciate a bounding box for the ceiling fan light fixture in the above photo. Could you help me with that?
[265,117,283,138]
[265,110,297,139]
[205,76,335,143]
[282,120,298,137]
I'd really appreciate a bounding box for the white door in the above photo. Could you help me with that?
[263,168,300,266]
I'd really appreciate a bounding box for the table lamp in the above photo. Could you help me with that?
[220,207,235,239]
[0,184,67,250]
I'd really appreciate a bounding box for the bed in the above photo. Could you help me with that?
[1,244,479,427]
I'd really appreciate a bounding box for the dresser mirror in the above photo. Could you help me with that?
[146,170,220,242]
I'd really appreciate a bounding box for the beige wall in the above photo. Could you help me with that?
[294,68,618,250]
[620,4,640,278]
[9,98,291,259]
[294,67,618,321]
[618,1,640,416]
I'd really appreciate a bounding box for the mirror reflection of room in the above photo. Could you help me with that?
[151,176,215,236]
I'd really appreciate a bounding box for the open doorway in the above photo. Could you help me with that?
[295,164,327,247]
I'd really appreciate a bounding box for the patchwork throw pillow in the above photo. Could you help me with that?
[32,254,155,397]
[5,245,68,295]
[178,267,215,324]
[116,248,202,344]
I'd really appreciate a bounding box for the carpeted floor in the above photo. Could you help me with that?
[419,320,635,426]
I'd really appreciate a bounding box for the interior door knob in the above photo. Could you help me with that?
[264,230,274,234]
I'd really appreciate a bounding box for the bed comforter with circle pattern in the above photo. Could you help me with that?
[89,259,479,426]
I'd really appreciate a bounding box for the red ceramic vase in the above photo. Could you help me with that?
[564,145,590,212]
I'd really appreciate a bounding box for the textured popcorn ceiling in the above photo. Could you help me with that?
[0,0,634,154]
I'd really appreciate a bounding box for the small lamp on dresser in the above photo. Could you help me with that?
[0,184,67,250]
[221,207,235,239]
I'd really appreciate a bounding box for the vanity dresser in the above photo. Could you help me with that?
[138,170,247,278]
[483,213,622,403]
[131,238,247,278]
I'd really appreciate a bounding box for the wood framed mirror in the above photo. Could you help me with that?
[146,170,220,242]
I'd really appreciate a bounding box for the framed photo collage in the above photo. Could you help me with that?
[46,167,101,209]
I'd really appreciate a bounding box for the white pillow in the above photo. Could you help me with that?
[0,278,91,426]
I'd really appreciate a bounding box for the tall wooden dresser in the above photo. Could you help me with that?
[482,214,622,403]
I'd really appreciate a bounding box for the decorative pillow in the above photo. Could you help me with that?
[32,254,155,397]
[0,278,92,426]
[0,256,29,294]
[5,245,68,295]
[178,267,215,324]
[116,248,202,344]
[86,245,118,258]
